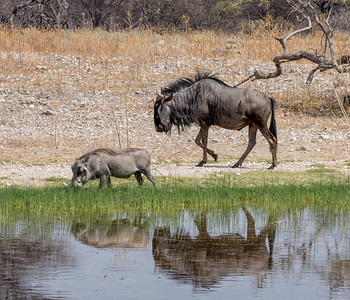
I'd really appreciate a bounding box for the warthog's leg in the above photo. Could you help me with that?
[258,126,277,169]
[141,167,157,188]
[134,171,144,186]
[233,124,257,168]
[195,124,218,167]
[99,175,110,188]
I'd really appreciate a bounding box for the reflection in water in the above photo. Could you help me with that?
[152,208,276,288]
[277,211,350,297]
[0,228,74,299]
[0,208,349,299]
[71,218,150,248]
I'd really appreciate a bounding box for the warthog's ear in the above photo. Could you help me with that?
[81,156,89,164]
[81,166,88,175]
[164,94,173,102]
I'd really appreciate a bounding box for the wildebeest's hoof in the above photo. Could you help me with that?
[213,154,218,162]
[196,161,205,167]
[232,162,241,168]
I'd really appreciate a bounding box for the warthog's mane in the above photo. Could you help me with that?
[78,148,141,160]
[161,70,230,95]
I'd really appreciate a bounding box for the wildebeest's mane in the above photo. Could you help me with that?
[161,71,230,95]
[155,71,232,135]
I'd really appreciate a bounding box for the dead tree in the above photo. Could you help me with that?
[8,0,69,28]
[235,0,350,87]
[77,0,129,29]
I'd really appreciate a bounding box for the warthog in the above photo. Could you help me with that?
[72,218,150,249]
[69,148,156,188]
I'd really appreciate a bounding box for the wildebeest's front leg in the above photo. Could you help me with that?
[233,124,257,168]
[194,124,218,167]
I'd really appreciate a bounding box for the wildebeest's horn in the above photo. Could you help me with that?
[156,88,162,97]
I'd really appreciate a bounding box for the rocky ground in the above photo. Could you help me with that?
[0,51,350,186]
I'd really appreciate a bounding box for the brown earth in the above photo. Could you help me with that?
[1,52,350,186]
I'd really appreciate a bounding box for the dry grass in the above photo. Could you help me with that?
[1,22,348,61]
[1,25,349,112]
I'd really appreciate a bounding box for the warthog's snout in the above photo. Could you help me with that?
[67,180,83,188]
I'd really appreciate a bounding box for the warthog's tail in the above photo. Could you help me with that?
[269,97,277,140]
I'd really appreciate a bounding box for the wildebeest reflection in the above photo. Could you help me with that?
[152,208,276,288]
[72,218,150,248]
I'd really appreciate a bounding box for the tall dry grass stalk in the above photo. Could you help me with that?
[2,25,348,62]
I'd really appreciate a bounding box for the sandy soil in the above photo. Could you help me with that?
[1,52,350,186]
[1,110,349,187]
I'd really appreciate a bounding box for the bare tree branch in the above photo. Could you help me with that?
[276,17,312,54]
[235,0,350,88]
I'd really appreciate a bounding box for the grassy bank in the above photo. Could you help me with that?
[1,175,349,223]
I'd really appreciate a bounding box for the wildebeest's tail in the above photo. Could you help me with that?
[269,97,277,140]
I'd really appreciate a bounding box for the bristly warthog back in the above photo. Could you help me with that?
[154,71,277,169]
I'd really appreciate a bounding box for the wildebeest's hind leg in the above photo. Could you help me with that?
[258,126,277,169]
[233,124,257,168]
[195,125,218,167]
[134,171,144,186]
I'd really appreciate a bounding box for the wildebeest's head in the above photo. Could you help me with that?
[154,91,173,133]
[70,159,91,188]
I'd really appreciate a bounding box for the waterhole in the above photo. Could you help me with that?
[0,208,349,299]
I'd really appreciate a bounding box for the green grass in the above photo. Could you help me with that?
[0,175,349,223]
[0,175,349,244]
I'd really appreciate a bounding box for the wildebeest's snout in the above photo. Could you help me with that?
[155,124,166,132]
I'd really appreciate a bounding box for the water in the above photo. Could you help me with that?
[1,208,349,299]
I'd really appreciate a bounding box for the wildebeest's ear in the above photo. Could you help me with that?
[164,94,173,102]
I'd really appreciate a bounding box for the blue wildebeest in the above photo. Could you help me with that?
[69,148,156,188]
[153,71,277,169]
